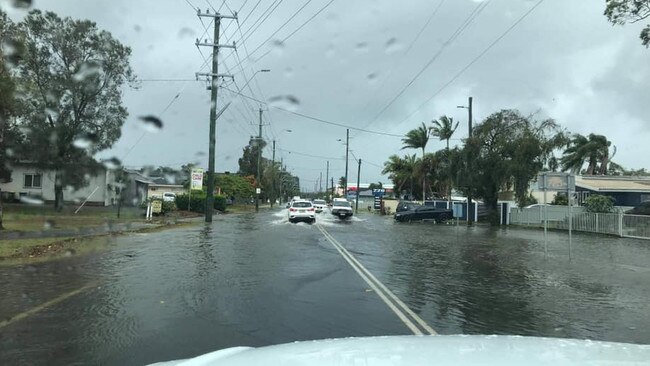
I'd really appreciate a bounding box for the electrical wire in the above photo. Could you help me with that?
[221,87,404,137]
[276,147,345,161]
[398,0,547,125]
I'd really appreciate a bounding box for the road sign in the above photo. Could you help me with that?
[537,172,575,191]
[256,188,261,194]
[373,196,382,210]
[191,168,204,190]
[372,188,386,197]
[151,200,162,214]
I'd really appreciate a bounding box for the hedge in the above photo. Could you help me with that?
[176,193,227,213]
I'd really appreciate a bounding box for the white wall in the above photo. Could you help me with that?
[0,165,116,205]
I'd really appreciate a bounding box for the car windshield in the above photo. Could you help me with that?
[2,0,650,364]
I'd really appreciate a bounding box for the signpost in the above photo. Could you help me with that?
[372,188,385,210]
[537,172,576,260]
[189,168,204,211]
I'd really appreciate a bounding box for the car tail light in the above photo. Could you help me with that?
[308,208,315,212]
[289,208,297,212]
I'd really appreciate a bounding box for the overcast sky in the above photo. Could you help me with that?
[4,0,649,191]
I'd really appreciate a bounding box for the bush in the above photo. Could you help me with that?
[176,193,227,213]
[584,194,615,213]
[162,201,177,213]
[551,194,568,206]
[519,193,538,208]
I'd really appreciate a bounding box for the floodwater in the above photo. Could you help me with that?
[1,208,649,365]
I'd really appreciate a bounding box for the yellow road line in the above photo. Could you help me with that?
[0,282,97,329]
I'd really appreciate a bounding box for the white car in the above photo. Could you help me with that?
[312,199,327,213]
[162,192,176,202]
[288,200,316,224]
[331,199,354,220]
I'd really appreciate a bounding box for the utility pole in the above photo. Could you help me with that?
[319,172,323,194]
[467,96,474,226]
[331,177,334,199]
[279,157,283,204]
[256,108,263,212]
[344,128,349,198]
[271,140,275,208]
[355,159,361,213]
[325,161,329,199]
[196,8,236,223]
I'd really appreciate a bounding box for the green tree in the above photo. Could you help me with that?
[561,133,613,175]
[455,110,565,223]
[338,176,347,190]
[214,173,254,202]
[14,10,135,210]
[238,137,267,177]
[430,115,459,203]
[382,154,418,199]
[584,194,615,213]
[402,122,430,200]
[604,0,650,47]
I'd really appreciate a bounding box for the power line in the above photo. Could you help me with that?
[221,86,405,137]
[366,1,489,126]
[231,0,336,71]
[398,0,547,125]
[276,147,345,161]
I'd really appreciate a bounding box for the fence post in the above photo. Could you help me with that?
[595,213,599,233]
[618,212,623,237]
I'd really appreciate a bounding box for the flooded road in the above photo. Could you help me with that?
[1,209,649,365]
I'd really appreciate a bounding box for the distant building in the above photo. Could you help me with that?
[0,162,117,206]
[574,176,650,207]
[123,170,186,206]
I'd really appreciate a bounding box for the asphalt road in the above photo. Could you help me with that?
[1,208,650,365]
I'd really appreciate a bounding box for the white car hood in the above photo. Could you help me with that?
[148,335,650,366]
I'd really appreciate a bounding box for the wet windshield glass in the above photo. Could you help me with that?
[1,0,649,364]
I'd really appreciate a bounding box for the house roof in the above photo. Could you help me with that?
[576,176,650,193]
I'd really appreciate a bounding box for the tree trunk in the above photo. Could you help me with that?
[0,188,4,230]
[421,147,426,203]
[446,139,452,207]
[54,170,64,212]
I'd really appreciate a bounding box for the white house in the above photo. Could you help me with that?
[0,162,117,206]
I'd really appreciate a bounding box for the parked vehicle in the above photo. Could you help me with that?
[162,192,176,202]
[626,201,650,215]
[288,200,316,224]
[396,201,422,213]
[394,205,452,223]
[312,199,327,213]
[331,200,353,220]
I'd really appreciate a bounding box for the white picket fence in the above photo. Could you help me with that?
[509,207,650,240]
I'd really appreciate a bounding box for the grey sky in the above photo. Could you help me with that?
[5,0,649,191]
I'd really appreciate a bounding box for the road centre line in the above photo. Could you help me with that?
[317,224,437,335]
[0,282,97,329]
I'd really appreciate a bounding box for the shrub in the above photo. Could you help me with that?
[162,201,177,214]
[176,193,226,213]
[551,194,568,206]
[214,195,226,212]
[584,194,615,213]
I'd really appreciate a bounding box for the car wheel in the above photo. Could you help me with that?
[437,213,450,224]
[311,218,316,224]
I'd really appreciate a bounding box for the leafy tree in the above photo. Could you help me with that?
[238,137,267,177]
[214,173,254,202]
[561,133,613,175]
[338,176,347,189]
[551,194,568,205]
[455,110,565,222]
[604,0,650,47]
[14,10,135,210]
[368,182,383,191]
[402,122,430,200]
[584,194,615,213]
[382,154,418,199]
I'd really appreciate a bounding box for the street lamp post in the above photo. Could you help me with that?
[241,69,270,92]
[457,96,473,225]
[337,129,349,198]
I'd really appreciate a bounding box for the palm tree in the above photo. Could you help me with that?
[383,154,418,199]
[561,133,612,175]
[402,123,430,201]
[430,115,459,204]
[430,115,459,150]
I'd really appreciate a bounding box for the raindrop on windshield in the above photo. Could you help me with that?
[72,132,99,149]
[133,24,142,33]
[7,0,32,8]
[268,95,300,112]
[1,38,22,67]
[355,42,369,53]
[270,39,284,56]
[178,27,195,38]
[73,62,101,82]
[138,115,163,132]
[43,219,55,230]
[101,157,121,170]
[384,37,401,54]
[325,44,335,59]
[366,72,379,84]
[284,67,294,78]
[5,147,14,157]
[195,151,206,157]
[20,195,44,205]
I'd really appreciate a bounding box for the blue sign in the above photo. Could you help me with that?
[372,188,386,197]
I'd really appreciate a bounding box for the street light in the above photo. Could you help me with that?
[241,69,270,92]
[457,97,473,225]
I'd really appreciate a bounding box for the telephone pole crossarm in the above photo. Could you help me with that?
[197,10,238,20]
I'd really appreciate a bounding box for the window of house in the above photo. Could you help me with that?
[24,173,42,188]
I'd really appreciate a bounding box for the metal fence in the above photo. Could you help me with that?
[509,207,650,240]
